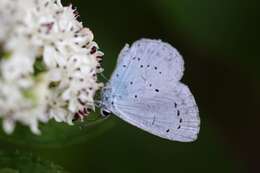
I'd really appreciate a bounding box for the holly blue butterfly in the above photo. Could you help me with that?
[100,39,200,142]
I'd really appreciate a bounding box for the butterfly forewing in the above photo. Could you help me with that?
[109,39,184,93]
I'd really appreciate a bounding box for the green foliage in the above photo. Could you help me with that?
[153,0,259,63]
[0,151,68,173]
[0,168,19,173]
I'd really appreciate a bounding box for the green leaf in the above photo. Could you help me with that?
[0,151,68,173]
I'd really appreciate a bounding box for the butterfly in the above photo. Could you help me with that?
[100,39,200,142]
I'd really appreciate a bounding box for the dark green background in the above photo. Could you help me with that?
[0,0,259,172]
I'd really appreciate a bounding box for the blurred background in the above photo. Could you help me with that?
[0,0,259,172]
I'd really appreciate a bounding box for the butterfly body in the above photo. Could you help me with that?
[101,39,200,142]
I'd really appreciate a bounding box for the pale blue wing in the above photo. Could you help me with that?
[108,39,184,93]
[112,82,200,142]
[104,38,199,142]
[117,44,130,65]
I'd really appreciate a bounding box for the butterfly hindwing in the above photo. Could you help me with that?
[112,82,200,142]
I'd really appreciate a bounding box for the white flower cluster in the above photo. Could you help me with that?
[0,0,103,134]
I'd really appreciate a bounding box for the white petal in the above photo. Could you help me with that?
[68,98,78,112]
[3,119,15,135]
[49,69,62,81]
[30,122,41,135]
[43,46,57,68]
[62,88,71,100]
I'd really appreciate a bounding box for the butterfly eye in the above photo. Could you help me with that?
[100,109,111,117]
